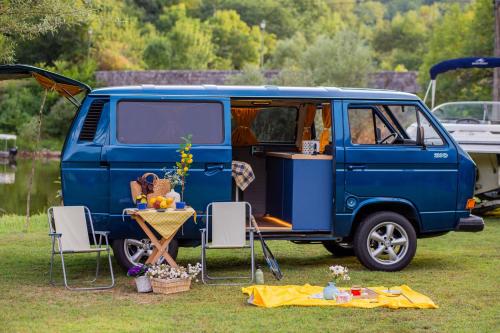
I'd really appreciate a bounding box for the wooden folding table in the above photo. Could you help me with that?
[126,208,195,268]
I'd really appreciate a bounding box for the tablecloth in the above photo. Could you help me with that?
[242,284,438,309]
[131,208,195,239]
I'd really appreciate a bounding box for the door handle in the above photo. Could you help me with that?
[347,164,366,171]
[204,163,224,176]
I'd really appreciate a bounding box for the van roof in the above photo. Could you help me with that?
[90,85,420,101]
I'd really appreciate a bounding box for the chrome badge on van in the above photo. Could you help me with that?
[433,152,448,159]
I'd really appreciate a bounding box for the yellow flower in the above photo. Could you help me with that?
[185,146,190,151]
[188,154,193,159]
[183,166,188,172]
[188,159,193,164]
[177,169,182,175]
[181,153,187,158]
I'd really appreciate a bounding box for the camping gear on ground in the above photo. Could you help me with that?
[150,277,191,294]
[47,206,115,290]
[323,282,338,300]
[125,207,195,267]
[242,284,438,309]
[251,216,283,280]
[135,276,152,293]
[255,266,264,285]
[130,173,171,204]
[301,140,320,155]
[351,285,362,297]
[200,202,255,285]
[335,291,352,303]
[146,263,201,295]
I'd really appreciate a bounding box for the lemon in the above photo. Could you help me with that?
[149,197,157,206]
[159,200,168,209]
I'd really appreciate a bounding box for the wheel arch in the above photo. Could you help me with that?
[349,198,421,238]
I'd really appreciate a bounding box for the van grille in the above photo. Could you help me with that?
[79,98,109,141]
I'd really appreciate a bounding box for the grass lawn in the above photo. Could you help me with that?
[0,214,499,332]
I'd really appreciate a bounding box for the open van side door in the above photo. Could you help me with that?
[105,95,232,240]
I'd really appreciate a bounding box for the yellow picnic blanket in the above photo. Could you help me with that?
[242,284,438,309]
[134,208,195,239]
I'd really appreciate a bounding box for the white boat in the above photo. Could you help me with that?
[0,134,17,159]
[424,58,500,211]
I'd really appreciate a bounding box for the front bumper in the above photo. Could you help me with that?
[456,215,484,232]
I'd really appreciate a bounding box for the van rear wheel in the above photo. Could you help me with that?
[112,238,179,271]
[353,212,416,271]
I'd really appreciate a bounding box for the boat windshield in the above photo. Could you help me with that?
[433,102,500,124]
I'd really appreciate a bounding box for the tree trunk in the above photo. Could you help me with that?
[24,89,48,232]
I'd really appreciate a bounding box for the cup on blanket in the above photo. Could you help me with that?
[176,201,186,209]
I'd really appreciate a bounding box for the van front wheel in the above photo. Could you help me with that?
[112,238,179,271]
[354,212,416,271]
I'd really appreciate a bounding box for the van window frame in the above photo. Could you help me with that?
[110,96,230,146]
[345,100,448,148]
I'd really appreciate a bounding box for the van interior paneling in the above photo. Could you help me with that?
[231,98,333,233]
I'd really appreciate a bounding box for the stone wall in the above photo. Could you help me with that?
[95,70,420,94]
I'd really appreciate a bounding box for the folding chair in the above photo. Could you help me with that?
[200,202,255,285]
[47,206,115,290]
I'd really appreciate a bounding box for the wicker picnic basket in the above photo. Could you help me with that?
[130,172,171,204]
[150,277,191,295]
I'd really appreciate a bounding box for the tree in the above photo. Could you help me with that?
[0,0,90,62]
[419,0,493,104]
[208,10,260,69]
[166,17,215,69]
[372,5,441,71]
[227,65,267,85]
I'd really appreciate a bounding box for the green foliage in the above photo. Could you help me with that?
[419,0,494,104]
[209,10,260,69]
[166,17,215,69]
[227,65,267,85]
[0,0,91,62]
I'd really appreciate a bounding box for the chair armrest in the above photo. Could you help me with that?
[94,231,110,236]
[49,232,62,237]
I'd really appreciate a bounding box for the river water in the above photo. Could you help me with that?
[0,158,61,215]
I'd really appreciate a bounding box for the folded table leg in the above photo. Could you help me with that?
[132,215,179,268]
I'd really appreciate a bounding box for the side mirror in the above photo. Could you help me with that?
[416,125,426,148]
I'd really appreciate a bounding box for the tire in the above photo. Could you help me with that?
[112,238,179,271]
[322,241,355,257]
[353,211,417,272]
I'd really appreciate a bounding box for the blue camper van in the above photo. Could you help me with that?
[0,65,484,272]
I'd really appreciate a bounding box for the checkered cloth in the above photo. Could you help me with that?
[232,161,255,191]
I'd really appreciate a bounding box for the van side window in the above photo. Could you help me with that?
[349,108,376,144]
[251,107,297,143]
[117,101,224,144]
[348,104,444,146]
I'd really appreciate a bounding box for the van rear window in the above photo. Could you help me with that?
[117,101,224,144]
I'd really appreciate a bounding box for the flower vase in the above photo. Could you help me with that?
[135,276,152,293]
[323,282,339,300]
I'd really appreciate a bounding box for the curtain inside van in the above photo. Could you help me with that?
[319,104,331,153]
[231,108,259,146]
[302,104,316,140]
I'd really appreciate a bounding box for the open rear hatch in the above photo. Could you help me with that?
[0,64,91,105]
